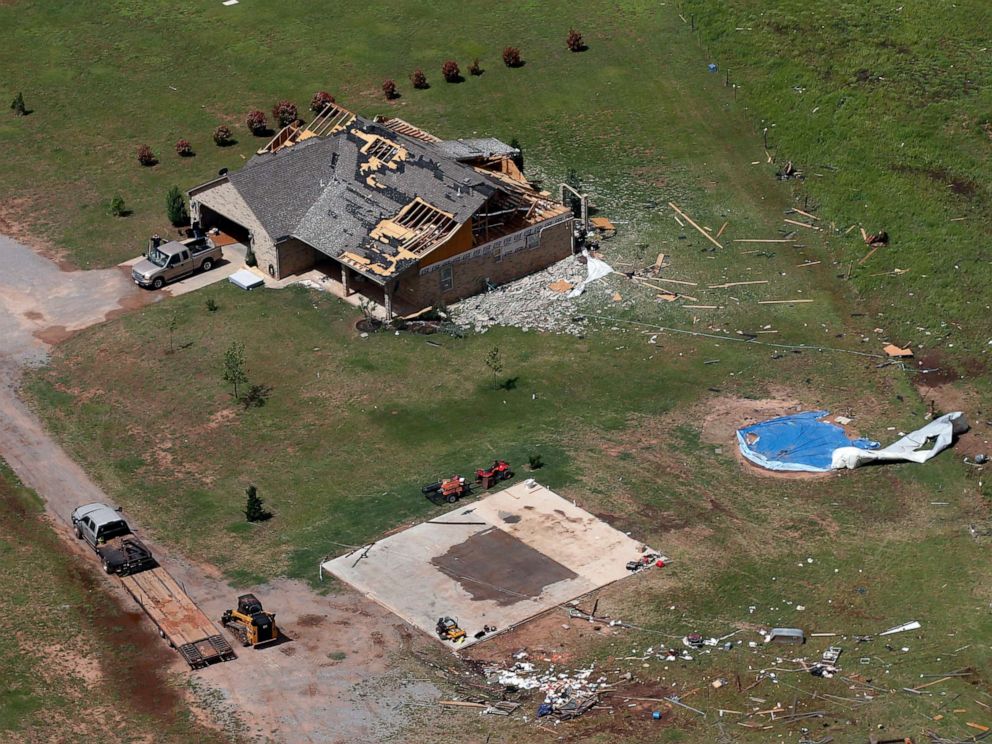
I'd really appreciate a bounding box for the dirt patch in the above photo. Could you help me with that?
[34,324,75,344]
[23,309,43,321]
[917,381,991,459]
[296,613,326,627]
[431,527,579,606]
[699,393,804,446]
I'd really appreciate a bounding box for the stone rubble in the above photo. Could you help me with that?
[450,255,608,336]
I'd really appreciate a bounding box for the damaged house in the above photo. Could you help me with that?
[188,104,574,317]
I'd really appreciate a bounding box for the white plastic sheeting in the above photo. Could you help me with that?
[567,250,613,297]
[831,412,968,469]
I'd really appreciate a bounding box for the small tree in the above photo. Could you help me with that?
[382,79,398,100]
[243,484,272,523]
[175,138,193,157]
[509,137,524,171]
[566,29,585,52]
[223,341,248,400]
[244,244,257,267]
[310,91,335,113]
[468,58,482,76]
[410,69,429,89]
[485,346,503,391]
[441,60,460,83]
[246,109,268,136]
[137,144,156,166]
[10,92,26,116]
[165,185,188,226]
[502,46,522,68]
[109,194,126,217]
[213,125,233,146]
[272,99,298,128]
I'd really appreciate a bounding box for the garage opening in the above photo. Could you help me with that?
[197,204,251,246]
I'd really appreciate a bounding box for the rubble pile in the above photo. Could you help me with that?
[486,653,608,719]
[451,256,604,335]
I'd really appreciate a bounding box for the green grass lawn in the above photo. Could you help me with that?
[0,463,227,741]
[8,1,992,740]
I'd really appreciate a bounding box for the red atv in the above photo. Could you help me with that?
[475,460,514,487]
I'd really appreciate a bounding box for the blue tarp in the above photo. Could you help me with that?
[737,410,879,473]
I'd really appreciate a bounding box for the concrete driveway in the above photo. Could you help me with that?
[0,234,437,742]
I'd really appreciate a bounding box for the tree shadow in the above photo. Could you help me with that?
[499,376,519,390]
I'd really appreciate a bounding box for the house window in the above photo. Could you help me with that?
[440,266,453,292]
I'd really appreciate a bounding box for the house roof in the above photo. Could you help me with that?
[223,114,510,282]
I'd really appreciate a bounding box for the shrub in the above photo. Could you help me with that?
[528,454,544,470]
[310,90,335,113]
[213,125,233,146]
[175,138,193,157]
[441,60,460,83]
[246,109,268,136]
[205,297,219,312]
[244,244,257,267]
[410,69,428,89]
[241,383,271,409]
[382,79,398,100]
[566,29,585,52]
[165,185,188,226]
[468,58,482,76]
[244,484,272,523]
[108,195,126,217]
[10,92,26,116]
[502,46,522,67]
[272,99,298,128]
[136,144,156,166]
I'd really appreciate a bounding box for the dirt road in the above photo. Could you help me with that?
[0,234,438,743]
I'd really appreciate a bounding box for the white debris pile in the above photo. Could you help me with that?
[486,656,608,711]
[450,255,609,335]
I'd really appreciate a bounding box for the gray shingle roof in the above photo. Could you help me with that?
[224,117,504,281]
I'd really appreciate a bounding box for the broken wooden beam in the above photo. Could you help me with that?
[733,238,794,243]
[669,202,724,249]
[784,218,820,231]
[708,280,769,289]
[757,299,814,304]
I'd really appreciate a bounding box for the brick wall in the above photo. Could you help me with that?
[275,238,320,277]
[395,217,573,311]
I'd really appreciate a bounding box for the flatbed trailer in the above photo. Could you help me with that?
[120,567,236,669]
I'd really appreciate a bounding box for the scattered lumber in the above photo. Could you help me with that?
[784,218,820,231]
[669,202,724,249]
[439,700,487,709]
[859,245,882,265]
[796,261,821,267]
[758,299,814,304]
[649,277,698,286]
[683,304,719,309]
[790,207,820,221]
[708,280,769,289]
[717,221,729,238]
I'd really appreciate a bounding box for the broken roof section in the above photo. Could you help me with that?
[216,103,561,284]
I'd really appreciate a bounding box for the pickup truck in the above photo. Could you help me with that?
[132,235,222,289]
[71,502,156,576]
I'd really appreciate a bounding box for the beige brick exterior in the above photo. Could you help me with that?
[190,180,278,273]
[275,238,320,277]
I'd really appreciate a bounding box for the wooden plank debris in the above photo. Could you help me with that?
[683,304,719,309]
[757,299,814,304]
[708,280,769,289]
[859,245,881,265]
[669,202,724,249]
[883,344,913,358]
[790,207,820,221]
[784,218,820,231]
[796,261,821,267]
[716,221,729,238]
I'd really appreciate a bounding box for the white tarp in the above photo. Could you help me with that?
[831,412,968,469]
[567,250,613,297]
